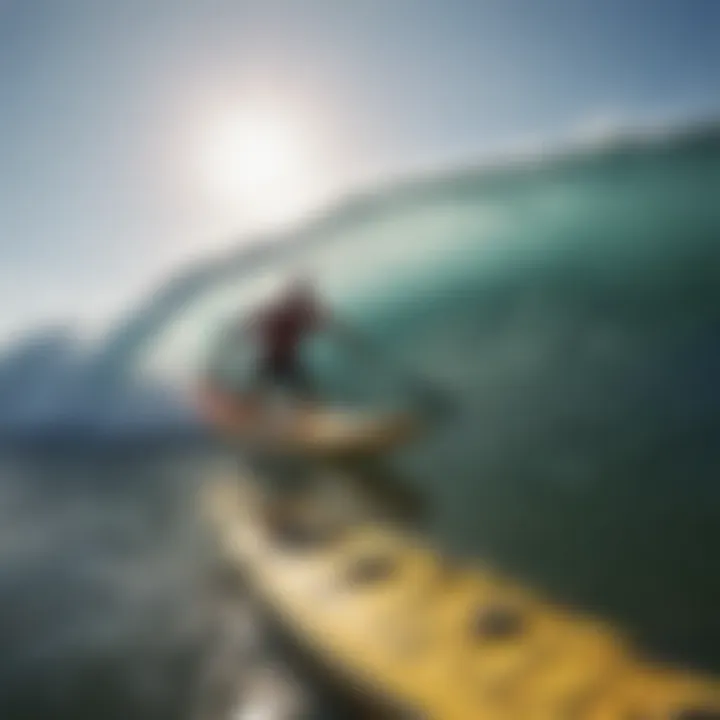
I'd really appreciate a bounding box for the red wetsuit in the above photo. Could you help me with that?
[248,294,325,392]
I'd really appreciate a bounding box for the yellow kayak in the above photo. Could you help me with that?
[203,473,720,720]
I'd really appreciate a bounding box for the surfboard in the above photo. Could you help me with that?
[199,385,423,458]
[203,473,720,720]
[265,407,421,457]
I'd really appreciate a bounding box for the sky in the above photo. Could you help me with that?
[0,0,718,344]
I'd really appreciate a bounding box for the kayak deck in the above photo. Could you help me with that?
[204,472,720,720]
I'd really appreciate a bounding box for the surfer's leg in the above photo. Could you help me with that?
[287,361,317,406]
[245,361,263,400]
[248,357,279,412]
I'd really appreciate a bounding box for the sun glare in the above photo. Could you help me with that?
[199,107,324,230]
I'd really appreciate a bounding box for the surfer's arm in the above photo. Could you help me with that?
[321,313,367,351]
[309,302,365,351]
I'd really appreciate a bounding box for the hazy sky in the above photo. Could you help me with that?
[0,0,718,342]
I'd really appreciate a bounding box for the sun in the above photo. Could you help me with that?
[199,107,322,230]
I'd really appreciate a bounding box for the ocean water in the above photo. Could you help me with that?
[2,123,720,718]
[0,448,348,720]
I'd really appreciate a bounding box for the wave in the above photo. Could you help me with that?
[1,116,719,439]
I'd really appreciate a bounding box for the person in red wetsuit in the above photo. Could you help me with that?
[242,277,331,403]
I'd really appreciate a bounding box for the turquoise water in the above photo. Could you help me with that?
[1,124,719,719]
[132,124,720,668]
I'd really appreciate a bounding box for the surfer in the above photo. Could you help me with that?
[237,276,331,407]
[205,273,452,421]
